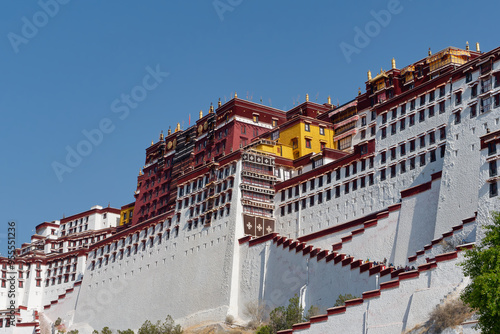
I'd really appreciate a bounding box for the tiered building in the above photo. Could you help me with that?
[2,43,499,333]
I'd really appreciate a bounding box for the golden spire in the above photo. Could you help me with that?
[367,70,372,80]
[175,123,180,132]
[218,98,221,107]
[428,47,432,56]
[466,41,469,51]
[168,126,171,135]
[234,92,238,98]
[159,130,164,141]
[358,87,361,95]
[199,110,203,119]
[139,170,143,176]
[327,96,331,105]
[476,42,480,52]
[151,140,154,146]
[306,93,309,102]
[209,103,214,113]
[380,67,383,73]
[391,58,396,69]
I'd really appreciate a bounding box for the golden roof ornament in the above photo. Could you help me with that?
[168,126,171,135]
[139,170,142,175]
[199,110,203,119]
[306,93,309,102]
[358,87,361,95]
[476,42,480,52]
[151,140,154,146]
[367,70,372,80]
[428,48,432,56]
[327,96,331,105]
[218,98,221,107]
[234,92,238,98]
[466,41,469,51]
[175,123,180,132]
[391,58,396,69]
[159,130,164,141]
[209,103,214,113]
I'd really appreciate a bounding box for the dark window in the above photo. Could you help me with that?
[281,191,285,201]
[400,118,406,131]
[310,196,315,206]
[310,179,315,190]
[400,144,406,156]
[371,110,377,121]
[391,148,396,160]
[391,123,396,135]
[490,181,498,197]
[488,142,497,156]
[440,145,446,158]
[370,126,376,137]
[490,160,497,177]
[344,183,349,194]
[466,72,472,83]
[352,179,358,191]
[400,104,406,115]
[295,185,300,196]
[420,153,426,166]
[382,113,387,124]
[335,186,340,198]
[345,166,350,177]
[318,176,323,187]
[410,100,415,110]
[419,110,425,122]
[326,189,331,200]
[369,174,374,185]
[428,106,434,118]
[400,161,406,173]
[430,149,436,162]
[360,177,366,188]
[439,86,445,98]
[302,182,307,193]
[288,187,293,199]
[455,91,462,105]
[326,172,332,183]
[429,90,435,102]
[352,163,357,175]
[381,127,387,139]
[420,95,426,106]
[361,116,367,126]
[361,159,366,171]
[294,201,299,212]
[318,192,323,203]
[369,157,374,169]
[409,114,415,126]
[410,157,416,170]
[381,151,386,164]
[470,104,477,118]
[440,127,446,140]
[390,165,396,178]
[391,109,397,120]
[454,112,461,124]
[361,130,366,140]
[410,139,416,152]
[471,85,477,97]
[280,206,285,216]
[429,131,436,144]
[439,101,445,114]
[380,169,386,181]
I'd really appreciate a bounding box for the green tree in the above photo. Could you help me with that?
[333,293,359,307]
[460,212,500,333]
[101,328,112,334]
[117,330,134,334]
[137,316,183,334]
[260,294,307,333]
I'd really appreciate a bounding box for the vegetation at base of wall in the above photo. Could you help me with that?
[427,298,474,332]
[333,293,360,307]
[244,301,266,329]
[225,314,235,325]
[460,212,500,334]
[90,315,182,334]
[255,294,320,334]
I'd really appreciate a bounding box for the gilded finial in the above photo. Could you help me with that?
[159,130,164,141]
[466,41,469,51]
[168,126,171,135]
[234,92,238,98]
[476,42,480,52]
[199,110,203,119]
[175,123,180,132]
[358,87,361,95]
[151,140,154,146]
[327,96,331,105]
[209,103,214,113]
[428,48,432,56]
[139,170,142,176]
[218,98,221,107]
[391,58,396,69]
[380,67,383,74]
[306,93,309,102]
[367,70,372,80]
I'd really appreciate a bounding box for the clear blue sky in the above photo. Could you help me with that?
[1,0,499,255]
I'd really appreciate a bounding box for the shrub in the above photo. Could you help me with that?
[244,301,266,329]
[225,314,234,325]
[428,299,473,332]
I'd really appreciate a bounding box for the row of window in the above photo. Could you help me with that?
[380,146,445,180]
[280,174,376,216]
[279,157,375,202]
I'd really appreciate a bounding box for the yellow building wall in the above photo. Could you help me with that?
[254,121,335,160]
[120,206,134,226]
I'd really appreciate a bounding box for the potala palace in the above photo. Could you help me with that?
[2,43,500,333]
